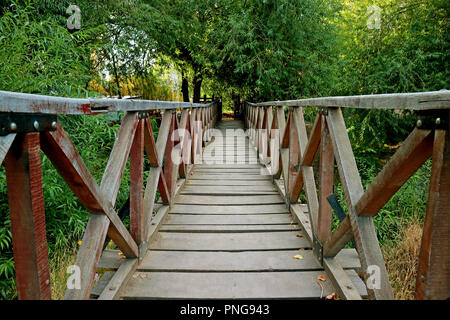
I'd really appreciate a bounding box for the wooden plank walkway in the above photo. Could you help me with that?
[93,120,367,299]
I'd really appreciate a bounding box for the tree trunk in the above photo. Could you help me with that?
[111,53,122,99]
[192,74,203,103]
[181,71,190,102]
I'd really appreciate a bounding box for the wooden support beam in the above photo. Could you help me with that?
[158,168,170,204]
[280,112,291,196]
[5,133,51,300]
[356,128,433,216]
[177,109,191,178]
[163,112,177,197]
[64,214,109,300]
[288,110,301,202]
[40,123,138,269]
[155,111,172,166]
[291,108,319,235]
[323,216,353,257]
[143,118,158,167]
[130,120,144,244]
[100,112,138,206]
[318,118,334,244]
[326,108,393,300]
[272,107,285,179]
[323,257,362,300]
[98,258,138,300]
[301,114,322,166]
[416,129,450,299]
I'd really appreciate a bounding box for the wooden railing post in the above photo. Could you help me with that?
[5,133,52,300]
[416,128,450,299]
[317,117,334,245]
[130,119,145,244]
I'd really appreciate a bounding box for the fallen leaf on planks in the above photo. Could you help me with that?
[298,248,305,251]
[293,255,303,260]
[326,292,339,300]
[317,274,326,282]
[118,251,123,256]
[296,234,303,238]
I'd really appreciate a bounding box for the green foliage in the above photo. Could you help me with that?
[0,1,100,96]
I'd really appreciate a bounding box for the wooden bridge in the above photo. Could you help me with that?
[0,90,448,300]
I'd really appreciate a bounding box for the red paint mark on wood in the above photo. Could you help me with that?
[5,133,51,300]
[79,104,91,114]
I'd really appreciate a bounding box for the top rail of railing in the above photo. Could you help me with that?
[246,90,450,110]
[0,90,215,115]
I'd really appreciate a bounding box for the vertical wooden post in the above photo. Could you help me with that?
[163,111,178,197]
[416,129,450,299]
[273,107,286,179]
[130,119,144,244]
[5,133,51,300]
[318,117,334,244]
[288,110,300,202]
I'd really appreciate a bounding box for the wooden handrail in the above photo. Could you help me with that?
[0,90,216,114]
[244,91,449,300]
[0,93,220,300]
[246,90,450,110]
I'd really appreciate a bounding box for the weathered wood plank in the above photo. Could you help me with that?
[163,111,177,197]
[324,216,353,257]
[0,90,216,114]
[130,120,144,244]
[193,168,262,173]
[326,108,393,300]
[170,204,289,214]
[100,112,138,206]
[187,174,270,180]
[175,195,284,205]
[194,164,262,169]
[356,128,433,216]
[150,231,310,251]
[291,108,319,235]
[247,90,450,110]
[416,129,450,299]
[121,270,367,299]
[180,185,277,195]
[97,250,123,271]
[5,133,51,300]
[65,214,109,300]
[138,249,360,272]
[159,224,300,232]
[90,271,114,299]
[323,257,363,300]
[98,258,138,300]
[301,114,322,166]
[318,119,334,244]
[165,213,294,225]
[138,205,170,262]
[143,118,159,167]
[290,204,313,244]
[185,179,273,186]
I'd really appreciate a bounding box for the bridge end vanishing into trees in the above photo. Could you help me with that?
[0,89,448,300]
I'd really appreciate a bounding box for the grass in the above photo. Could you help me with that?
[49,245,79,300]
[382,220,423,300]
